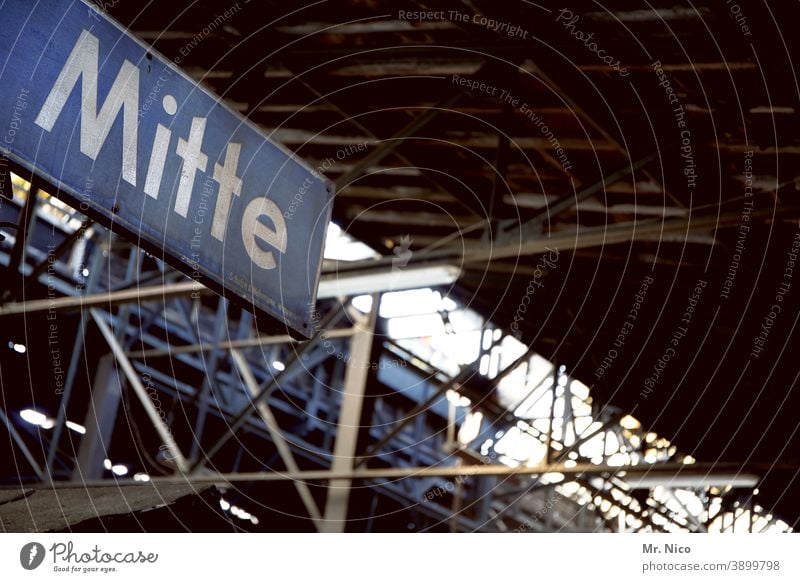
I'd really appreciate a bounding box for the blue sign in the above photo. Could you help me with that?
[0,0,333,337]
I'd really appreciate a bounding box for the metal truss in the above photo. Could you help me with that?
[0,152,790,534]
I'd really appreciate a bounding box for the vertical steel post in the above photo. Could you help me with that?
[45,239,105,479]
[546,365,559,464]
[73,355,121,480]
[449,458,463,532]
[321,296,379,532]
[190,303,347,472]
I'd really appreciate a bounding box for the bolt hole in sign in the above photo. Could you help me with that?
[0,0,333,338]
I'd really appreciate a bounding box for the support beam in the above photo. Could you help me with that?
[46,315,88,479]
[275,128,616,153]
[461,207,767,264]
[545,366,559,464]
[191,305,347,472]
[355,335,519,468]
[322,296,379,532]
[520,60,679,207]
[503,194,688,218]
[45,461,766,486]
[126,326,357,358]
[231,349,324,530]
[500,152,658,242]
[90,310,189,473]
[47,238,106,479]
[73,356,121,481]
[0,281,208,316]
[0,259,461,315]
[487,106,511,235]
[354,361,478,468]
[332,204,800,271]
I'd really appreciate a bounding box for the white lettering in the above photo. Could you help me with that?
[174,116,208,216]
[211,142,243,241]
[241,197,287,270]
[144,124,171,199]
[34,30,140,185]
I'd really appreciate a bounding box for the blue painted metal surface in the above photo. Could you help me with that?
[0,0,333,337]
